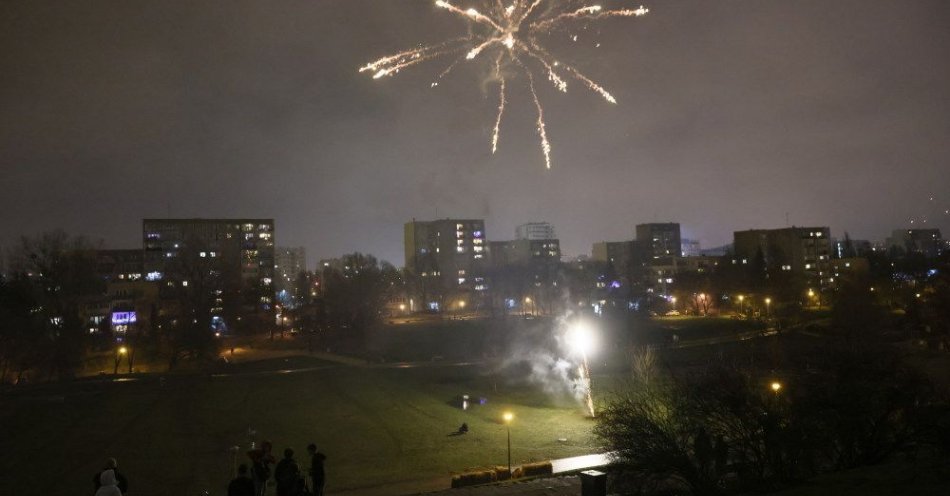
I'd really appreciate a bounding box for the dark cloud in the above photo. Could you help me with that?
[2,0,949,264]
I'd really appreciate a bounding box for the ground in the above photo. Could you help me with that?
[0,356,600,496]
[4,315,945,496]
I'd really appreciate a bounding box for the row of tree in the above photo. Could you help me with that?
[597,343,950,495]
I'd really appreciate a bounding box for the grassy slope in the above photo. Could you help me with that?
[0,358,598,496]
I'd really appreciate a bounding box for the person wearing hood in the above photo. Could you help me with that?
[95,469,122,496]
[93,458,128,494]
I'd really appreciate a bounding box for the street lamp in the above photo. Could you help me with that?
[770,381,782,393]
[764,297,772,318]
[737,294,744,316]
[524,297,532,317]
[566,321,596,417]
[502,411,514,475]
[698,293,708,316]
[114,346,128,375]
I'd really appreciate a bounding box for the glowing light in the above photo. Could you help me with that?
[360,0,650,168]
[771,381,782,392]
[118,346,128,355]
[566,321,596,357]
[503,411,514,423]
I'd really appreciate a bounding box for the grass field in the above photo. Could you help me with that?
[0,356,600,496]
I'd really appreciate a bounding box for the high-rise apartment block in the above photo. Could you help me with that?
[275,246,307,305]
[886,229,944,258]
[143,218,275,330]
[515,222,556,241]
[733,227,831,278]
[636,223,682,259]
[404,218,487,295]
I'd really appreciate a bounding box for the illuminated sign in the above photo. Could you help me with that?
[111,312,137,326]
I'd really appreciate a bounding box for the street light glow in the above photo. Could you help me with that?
[118,346,128,355]
[771,381,782,392]
[503,411,514,423]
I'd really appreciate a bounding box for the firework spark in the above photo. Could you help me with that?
[360,1,650,168]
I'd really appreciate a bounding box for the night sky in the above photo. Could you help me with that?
[2,0,949,266]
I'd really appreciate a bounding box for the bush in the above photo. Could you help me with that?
[451,470,496,488]
[520,461,553,477]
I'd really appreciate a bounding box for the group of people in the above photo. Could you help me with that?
[236,441,326,496]
[90,445,325,496]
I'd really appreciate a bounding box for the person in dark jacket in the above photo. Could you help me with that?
[274,448,301,496]
[93,458,129,494]
[228,464,255,496]
[247,441,275,496]
[307,444,326,496]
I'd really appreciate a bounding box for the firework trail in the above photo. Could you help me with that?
[491,54,507,153]
[360,1,650,168]
[524,62,553,169]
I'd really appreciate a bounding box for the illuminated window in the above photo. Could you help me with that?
[200,252,207,257]
[474,246,483,253]
[456,247,465,253]
[458,270,466,276]
[458,278,466,285]
[805,264,812,269]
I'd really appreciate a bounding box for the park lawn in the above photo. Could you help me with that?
[0,360,599,496]
[639,316,764,343]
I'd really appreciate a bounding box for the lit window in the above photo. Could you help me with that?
[458,270,466,275]
[474,246,483,253]
[474,254,483,259]
[200,252,207,257]
[805,264,812,269]
[458,278,466,285]
[456,247,465,253]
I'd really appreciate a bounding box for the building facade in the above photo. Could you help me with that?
[636,223,682,259]
[733,227,832,280]
[515,222,556,241]
[404,219,488,308]
[142,218,276,332]
[886,229,944,258]
[275,246,307,307]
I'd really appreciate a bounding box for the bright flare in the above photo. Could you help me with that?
[360,0,650,169]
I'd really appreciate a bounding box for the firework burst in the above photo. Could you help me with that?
[359,1,649,169]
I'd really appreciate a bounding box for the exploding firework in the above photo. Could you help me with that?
[359,1,650,169]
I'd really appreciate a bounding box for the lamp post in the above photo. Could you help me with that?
[765,297,772,319]
[524,297,532,317]
[503,411,514,475]
[670,296,677,313]
[737,294,744,317]
[114,346,128,375]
